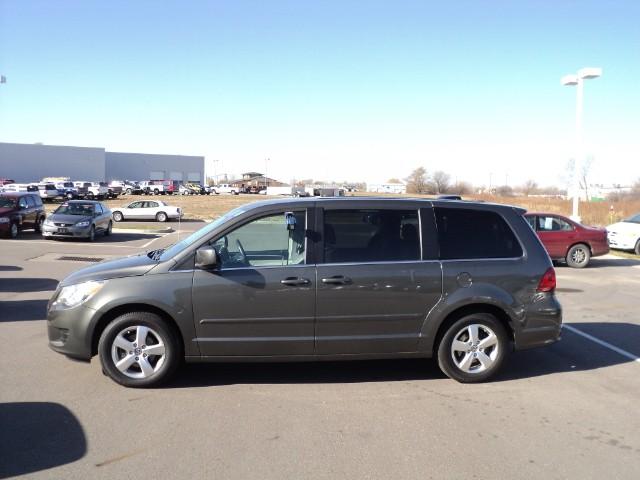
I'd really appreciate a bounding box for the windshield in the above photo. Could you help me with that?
[53,203,95,216]
[0,196,17,208]
[623,214,640,224]
[158,205,250,262]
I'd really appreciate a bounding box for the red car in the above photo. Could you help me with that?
[525,213,609,268]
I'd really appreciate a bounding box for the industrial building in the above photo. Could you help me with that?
[0,142,205,184]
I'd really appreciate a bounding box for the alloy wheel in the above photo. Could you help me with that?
[450,323,500,374]
[110,325,166,379]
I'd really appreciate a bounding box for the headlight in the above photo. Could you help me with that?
[75,220,91,227]
[53,280,104,309]
[0,217,9,224]
[44,218,54,226]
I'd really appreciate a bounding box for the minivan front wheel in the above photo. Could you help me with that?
[437,313,508,383]
[98,312,180,387]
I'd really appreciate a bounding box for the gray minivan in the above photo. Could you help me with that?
[47,197,562,387]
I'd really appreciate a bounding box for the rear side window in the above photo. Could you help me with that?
[323,209,420,263]
[434,208,522,259]
[32,195,43,206]
[25,195,36,207]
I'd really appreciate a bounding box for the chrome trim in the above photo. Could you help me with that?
[201,316,314,324]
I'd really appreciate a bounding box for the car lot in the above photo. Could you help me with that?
[1,226,640,479]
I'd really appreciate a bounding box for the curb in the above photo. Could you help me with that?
[112,227,174,234]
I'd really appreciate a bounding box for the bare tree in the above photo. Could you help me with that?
[387,178,402,184]
[495,185,514,197]
[450,181,473,195]
[405,167,428,194]
[579,156,594,201]
[431,170,451,194]
[521,179,538,196]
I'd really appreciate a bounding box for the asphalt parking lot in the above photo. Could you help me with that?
[1,225,640,479]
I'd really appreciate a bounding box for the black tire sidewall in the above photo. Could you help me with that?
[105,221,112,236]
[635,239,640,256]
[566,244,590,268]
[98,312,180,388]
[437,313,509,383]
[10,222,18,238]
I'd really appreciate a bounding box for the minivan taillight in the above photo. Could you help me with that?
[537,267,556,292]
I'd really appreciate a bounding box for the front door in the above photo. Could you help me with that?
[192,209,315,356]
[315,207,442,354]
[535,215,576,259]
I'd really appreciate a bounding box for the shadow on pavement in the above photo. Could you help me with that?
[165,322,639,389]
[0,265,22,272]
[0,277,58,293]
[0,299,48,322]
[0,402,86,479]
[48,232,160,244]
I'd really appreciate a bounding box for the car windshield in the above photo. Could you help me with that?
[158,205,250,262]
[54,203,95,216]
[0,196,17,208]
[623,214,640,224]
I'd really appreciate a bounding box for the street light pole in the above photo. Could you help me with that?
[561,67,601,222]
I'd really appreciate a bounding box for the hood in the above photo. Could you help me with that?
[0,207,16,216]
[49,213,92,224]
[607,221,640,233]
[59,253,160,287]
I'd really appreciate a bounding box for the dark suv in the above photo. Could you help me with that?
[47,198,562,387]
[0,192,47,238]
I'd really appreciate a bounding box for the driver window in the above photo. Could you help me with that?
[212,211,306,269]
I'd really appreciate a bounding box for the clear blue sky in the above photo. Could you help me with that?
[1,0,638,186]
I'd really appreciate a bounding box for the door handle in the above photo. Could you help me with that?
[321,275,352,285]
[280,277,311,286]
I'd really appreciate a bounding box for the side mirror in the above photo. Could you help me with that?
[195,246,218,269]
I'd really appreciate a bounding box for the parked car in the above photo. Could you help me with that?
[55,181,80,200]
[178,184,194,195]
[74,181,108,200]
[186,183,207,195]
[47,197,562,387]
[524,212,609,268]
[111,200,183,222]
[103,181,123,198]
[123,181,144,195]
[0,192,46,238]
[42,200,112,241]
[2,183,36,193]
[35,183,61,202]
[210,183,239,195]
[607,212,640,255]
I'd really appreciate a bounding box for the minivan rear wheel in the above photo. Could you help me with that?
[437,313,508,383]
[566,243,590,268]
[98,312,180,388]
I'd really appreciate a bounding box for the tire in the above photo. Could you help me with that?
[87,192,95,200]
[156,212,168,222]
[231,190,237,195]
[35,216,44,233]
[566,243,591,268]
[66,192,74,200]
[98,311,181,388]
[437,313,509,383]
[112,211,124,222]
[87,225,95,242]
[634,239,640,256]
[9,222,19,239]
[125,188,132,195]
[105,221,112,236]
[154,188,160,195]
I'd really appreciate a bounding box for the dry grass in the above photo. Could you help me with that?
[44,192,640,227]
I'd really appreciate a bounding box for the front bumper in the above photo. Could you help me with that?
[47,301,98,360]
[607,236,637,250]
[42,223,92,238]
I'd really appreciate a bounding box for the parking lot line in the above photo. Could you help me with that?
[563,324,640,364]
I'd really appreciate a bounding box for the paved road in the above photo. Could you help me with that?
[1,228,640,479]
